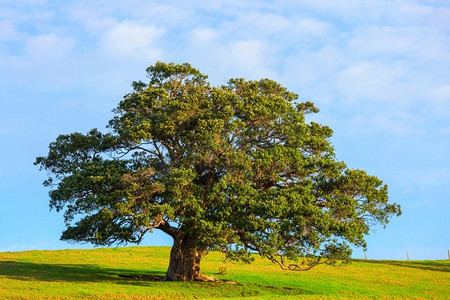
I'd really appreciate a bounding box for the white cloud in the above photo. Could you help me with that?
[442,127,450,134]
[0,20,18,40]
[190,27,218,44]
[347,25,450,62]
[25,33,75,60]
[396,167,450,192]
[343,110,420,136]
[69,6,116,34]
[373,112,418,135]
[430,84,450,116]
[389,2,450,28]
[273,0,387,20]
[219,11,332,44]
[221,12,290,39]
[434,84,450,96]
[230,40,268,74]
[348,26,417,58]
[186,29,275,82]
[123,3,196,28]
[0,0,448,261]
[294,18,331,37]
[100,21,164,60]
[24,0,47,4]
[336,61,410,104]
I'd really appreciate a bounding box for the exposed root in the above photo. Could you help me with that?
[118,274,164,281]
[119,273,221,282]
[195,274,219,282]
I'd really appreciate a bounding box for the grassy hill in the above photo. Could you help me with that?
[0,246,448,299]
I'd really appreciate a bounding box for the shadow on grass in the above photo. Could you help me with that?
[0,261,164,286]
[354,259,450,273]
[0,261,310,297]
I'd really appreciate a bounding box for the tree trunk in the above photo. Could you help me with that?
[163,235,216,281]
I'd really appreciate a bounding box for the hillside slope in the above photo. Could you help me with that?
[0,246,449,299]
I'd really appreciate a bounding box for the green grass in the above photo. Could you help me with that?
[0,246,449,299]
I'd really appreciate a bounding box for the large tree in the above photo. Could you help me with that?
[35,62,401,281]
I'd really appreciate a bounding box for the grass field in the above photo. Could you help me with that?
[0,246,449,299]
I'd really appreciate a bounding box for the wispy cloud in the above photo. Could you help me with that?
[0,0,449,258]
[99,21,164,60]
[25,33,75,60]
[430,84,450,116]
[396,167,450,192]
[0,20,18,40]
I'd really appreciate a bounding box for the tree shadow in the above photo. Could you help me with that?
[0,260,310,297]
[0,260,165,286]
[354,259,450,273]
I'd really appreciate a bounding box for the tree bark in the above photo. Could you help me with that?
[163,235,216,281]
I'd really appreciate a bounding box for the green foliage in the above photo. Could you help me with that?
[35,62,401,270]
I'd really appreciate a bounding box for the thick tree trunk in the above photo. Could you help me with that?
[163,235,216,281]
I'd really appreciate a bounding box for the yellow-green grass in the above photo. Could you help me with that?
[0,246,448,299]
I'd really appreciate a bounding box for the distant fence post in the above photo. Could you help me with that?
[448,249,449,260]
[406,252,410,261]
[364,253,367,260]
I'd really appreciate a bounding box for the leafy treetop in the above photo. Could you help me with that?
[36,62,401,280]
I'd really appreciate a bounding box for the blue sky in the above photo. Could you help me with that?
[0,0,449,260]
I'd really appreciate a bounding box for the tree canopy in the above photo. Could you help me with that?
[35,62,401,281]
